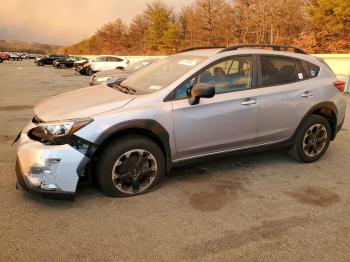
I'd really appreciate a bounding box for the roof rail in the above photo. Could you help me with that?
[178,46,225,53]
[218,44,308,55]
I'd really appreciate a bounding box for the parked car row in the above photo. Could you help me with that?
[0,52,38,63]
[32,53,158,87]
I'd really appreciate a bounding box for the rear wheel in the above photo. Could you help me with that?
[96,136,165,197]
[37,61,44,66]
[288,115,331,162]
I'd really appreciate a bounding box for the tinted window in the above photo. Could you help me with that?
[107,56,122,62]
[260,56,305,87]
[175,56,252,99]
[305,61,320,78]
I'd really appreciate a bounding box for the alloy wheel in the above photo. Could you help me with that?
[111,149,157,194]
[303,124,328,157]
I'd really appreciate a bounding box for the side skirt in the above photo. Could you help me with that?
[171,139,293,168]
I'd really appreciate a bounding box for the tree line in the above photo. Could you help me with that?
[59,0,350,55]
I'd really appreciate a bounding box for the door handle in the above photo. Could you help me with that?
[301,91,313,97]
[241,98,257,106]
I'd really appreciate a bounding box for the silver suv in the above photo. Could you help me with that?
[15,45,346,200]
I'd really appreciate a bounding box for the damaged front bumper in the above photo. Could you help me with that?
[16,159,76,201]
[15,122,91,200]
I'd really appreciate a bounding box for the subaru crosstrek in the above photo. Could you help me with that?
[15,45,347,200]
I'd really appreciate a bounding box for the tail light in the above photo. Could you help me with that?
[333,81,345,92]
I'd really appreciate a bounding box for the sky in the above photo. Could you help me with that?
[0,0,194,46]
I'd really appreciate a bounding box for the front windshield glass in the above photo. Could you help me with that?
[129,60,153,72]
[120,55,206,94]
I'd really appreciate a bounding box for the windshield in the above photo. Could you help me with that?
[120,55,206,94]
[129,60,156,72]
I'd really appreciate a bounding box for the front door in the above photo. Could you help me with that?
[171,55,259,160]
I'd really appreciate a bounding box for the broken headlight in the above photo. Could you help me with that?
[29,118,93,144]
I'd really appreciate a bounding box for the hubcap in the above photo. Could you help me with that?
[303,124,328,157]
[111,149,157,194]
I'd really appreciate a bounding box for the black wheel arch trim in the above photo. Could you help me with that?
[94,119,172,172]
[296,101,338,140]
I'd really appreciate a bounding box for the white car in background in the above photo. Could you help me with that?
[89,55,129,74]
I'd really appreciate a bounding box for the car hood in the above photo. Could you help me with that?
[34,85,136,121]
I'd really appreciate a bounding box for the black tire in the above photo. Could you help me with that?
[96,135,165,197]
[37,61,44,66]
[60,64,66,69]
[288,115,331,163]
[86,68,93,76]
[0,58,2,63]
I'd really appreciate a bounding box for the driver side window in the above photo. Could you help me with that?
[174,56,252,99]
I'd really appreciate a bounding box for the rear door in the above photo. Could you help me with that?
[171,55,259,160]
[92,56,107,71]
[256,55,318,143]
[106,56,124,70]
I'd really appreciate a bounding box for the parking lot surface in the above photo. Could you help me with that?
[1,60,350,261]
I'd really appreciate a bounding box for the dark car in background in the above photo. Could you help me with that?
[36,54,67,66]
[53,56,87,69]
[89,59,159,85]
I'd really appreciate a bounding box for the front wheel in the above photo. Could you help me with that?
[86,68,93,76]
[288,115,331,163]
[96,135,165,197]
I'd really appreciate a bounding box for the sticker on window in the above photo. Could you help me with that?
[178,59,197,66]
[310,70,316,77]
[298,73,304,80]
[149,85,162,90]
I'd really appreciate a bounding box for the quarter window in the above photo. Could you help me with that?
[107,57,123,62]
[260,56,305,87]
[94,56,106,62]
[305,61,320,78]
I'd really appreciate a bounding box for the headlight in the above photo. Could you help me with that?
[96,76,112,83]
[29,118,93,144]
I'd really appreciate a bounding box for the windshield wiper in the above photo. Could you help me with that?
[112,83,136,95]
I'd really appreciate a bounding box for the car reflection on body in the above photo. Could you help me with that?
[89,58,160,86]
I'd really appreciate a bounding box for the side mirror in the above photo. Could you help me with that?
[188,83,215,105]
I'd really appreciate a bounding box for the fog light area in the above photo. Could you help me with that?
[24,159,61,191]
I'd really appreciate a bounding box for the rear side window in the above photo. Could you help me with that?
[260,56,306,87]
[107,57,123,62]
[94,56,106,62]
[305,61,320,78]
